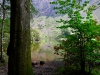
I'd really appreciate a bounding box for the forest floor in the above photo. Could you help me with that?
[0,61,64,75]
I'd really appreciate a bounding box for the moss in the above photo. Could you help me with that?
[8,0,34,75]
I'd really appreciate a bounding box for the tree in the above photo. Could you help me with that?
[51,0,100,74]
[30,0,38,18]
[0,0,10,63]
[0,0,6,63]
[8,0,33,75]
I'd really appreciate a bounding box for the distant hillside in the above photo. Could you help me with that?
[32,0,100,22]
[32,0,58,17]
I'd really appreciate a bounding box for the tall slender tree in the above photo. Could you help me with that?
[8,0,33,75]
[0,0,6,63]
[0,0,10,63]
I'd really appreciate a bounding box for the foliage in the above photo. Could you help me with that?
[0,0,10,63]
[30,0,38,18]
[0,0,10,52]
[30,16,63,46]
[30,28,41,51]
[51,0,100,74]
[58,65,80,75]
[0,0,38,52]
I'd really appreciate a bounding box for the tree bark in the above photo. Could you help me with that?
[8,0,33,75]
[80,32,85,74]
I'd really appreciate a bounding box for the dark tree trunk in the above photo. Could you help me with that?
[79,32,85,74]
[80,59,85,73]
[8,0,33,75]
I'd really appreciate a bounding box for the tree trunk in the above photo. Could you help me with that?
[80,32,85,74]
[80,59,85,73]
[0,0,6,63]
[8,0,33,75]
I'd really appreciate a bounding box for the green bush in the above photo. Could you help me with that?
[30,29,41,51]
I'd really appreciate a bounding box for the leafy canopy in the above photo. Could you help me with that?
[50,0,100,72]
